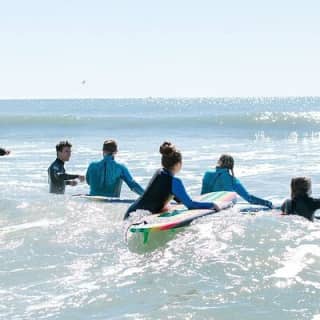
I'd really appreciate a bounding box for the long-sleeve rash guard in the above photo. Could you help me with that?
[86,154,144,197]
[201,167,272,208]
[124,168,213,219]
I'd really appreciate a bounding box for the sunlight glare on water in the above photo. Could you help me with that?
[1,98,320,319]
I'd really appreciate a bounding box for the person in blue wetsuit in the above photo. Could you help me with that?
[281,177,320,222]
[86,139,144,197]
[201,154,272,208]
[124,141,220,220]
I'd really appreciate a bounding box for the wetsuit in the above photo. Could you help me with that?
[86,154,144,197]
[281,195,320,221]
[124,168,214,219]
[0,148,7,156]
[48,158,79,194]
[201,167,272,208]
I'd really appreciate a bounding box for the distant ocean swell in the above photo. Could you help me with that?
[1,112,320,130]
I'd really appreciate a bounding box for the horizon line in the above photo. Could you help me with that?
[0,95,320,101]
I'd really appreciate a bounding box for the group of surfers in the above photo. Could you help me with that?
[2,141,317,222]
[41,140,320,222]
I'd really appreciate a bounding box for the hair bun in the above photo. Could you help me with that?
[159,141,176,156]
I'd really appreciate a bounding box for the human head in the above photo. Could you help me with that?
[159,141,182,174]
[217,154,235,176]
[291,177,311,199]
[103,139,118,156]
[56,141,72,162]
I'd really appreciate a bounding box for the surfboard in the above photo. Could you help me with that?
[128,191,237,243]
[72,194,135,204]
[235,202,281,213]
[236,203,273,213]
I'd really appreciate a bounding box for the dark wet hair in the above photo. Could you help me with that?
[103,140,118,154]
[217,154,235,177]
[56,141,72,153]
[291,177,311,199]
[159,141,182,170]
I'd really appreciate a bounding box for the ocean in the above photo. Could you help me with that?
[1,97,320,319]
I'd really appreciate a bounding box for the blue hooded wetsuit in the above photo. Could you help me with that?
[124,168,214,219]
[201,167,272,208]
[86,154,144,197]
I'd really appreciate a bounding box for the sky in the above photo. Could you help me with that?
[0,0,319,98]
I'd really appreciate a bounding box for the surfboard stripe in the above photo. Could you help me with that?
[129,191,237,234]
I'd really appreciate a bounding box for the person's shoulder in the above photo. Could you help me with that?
[90,159,101,164]
[150,168,162,178]
[111,160,130,174]
[88,158,105,166]
[114,160,127,169]
[205,168,216,174]
[49,159,59,169]
[203,169,216,178]
[173,176,183,184]
[233,176,241,184]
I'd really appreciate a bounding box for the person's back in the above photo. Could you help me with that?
[86,140,144,197]
[124,141,218,219]
[281,177,320,222]
[201,154,272,208]
[128,168,174,214]
[281,196,320,221]
[202,167,235,194]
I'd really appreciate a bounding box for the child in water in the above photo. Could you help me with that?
[124,141,220,219]
[201,154,272,208]
[281,177,320,221]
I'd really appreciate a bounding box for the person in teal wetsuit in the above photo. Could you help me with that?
[201,154,273,208]
[86,140,144,197]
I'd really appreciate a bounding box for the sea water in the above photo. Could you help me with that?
[0,97,320,319]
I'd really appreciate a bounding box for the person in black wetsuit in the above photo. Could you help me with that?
[124,141,220,220]
[48,141,85,194]
[281,177,320,222]
[0,147,10,156]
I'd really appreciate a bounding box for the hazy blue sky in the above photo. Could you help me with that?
[0,0,319,98]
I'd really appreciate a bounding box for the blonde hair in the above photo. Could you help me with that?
[217,154,235,177]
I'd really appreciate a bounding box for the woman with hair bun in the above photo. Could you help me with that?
[201,154,272,208]
[124,141,219,219]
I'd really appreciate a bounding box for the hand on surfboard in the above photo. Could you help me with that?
[217,201,235,211]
